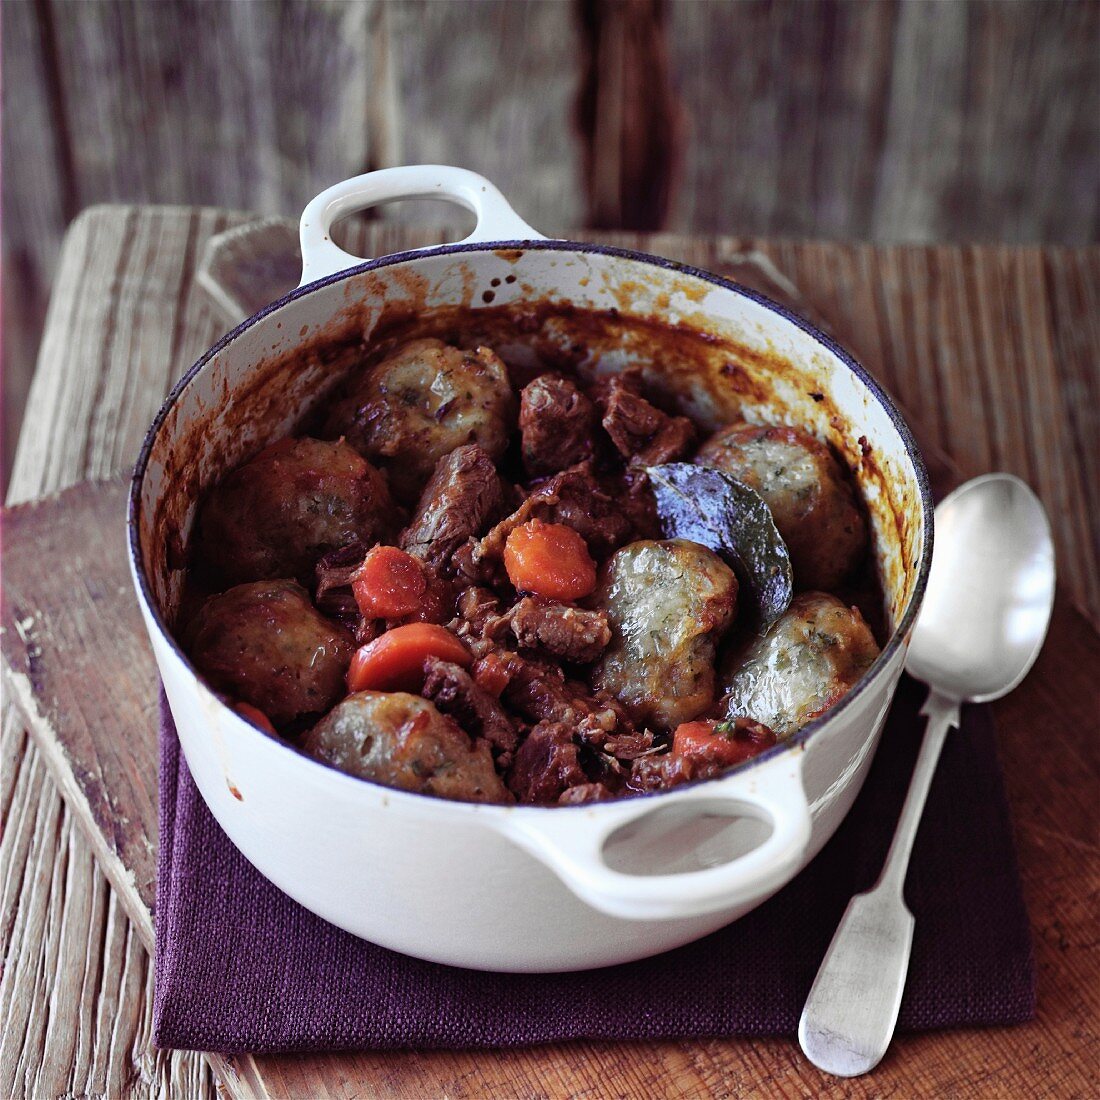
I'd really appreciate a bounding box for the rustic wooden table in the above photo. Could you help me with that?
[2,206,1097,1098]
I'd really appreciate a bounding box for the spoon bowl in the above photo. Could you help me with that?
[906,473,1056,702]
[799,473,1055,1077]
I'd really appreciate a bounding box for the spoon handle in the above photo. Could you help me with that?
[797,689,961,1077]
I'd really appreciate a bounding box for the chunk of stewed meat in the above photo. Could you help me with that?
[399,443,506,575]
[302,691,512,803]
[447,620,627,748]
[503,654,615,731]
[324,338,515,501]
[507,720,588,803]
[462,462,634,581]
[196,437,394,585]
[591,539,738,730]
[626,718,776,793]
[597,373,695,465]
[628,752,700,793]
[187,580,353,727]
[719,592,880,736]
[545,465,642,555]
[421,656,519,754]
[506,597,611,663]
[452,586,509,642]
[519,374,599,477]
[695,422,866,590]
[558,783,615,805]
[314,544,374,641]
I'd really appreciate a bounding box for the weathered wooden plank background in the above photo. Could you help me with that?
[2,0,1098,484]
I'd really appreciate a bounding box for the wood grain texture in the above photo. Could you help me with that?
[4,0,1098,487]
[0,208,252,1100]
[670,0,1100,242]
[0,713,212,1100]
[576,0,686,230]
[2,208,1098,1098]
[382,0,582,232]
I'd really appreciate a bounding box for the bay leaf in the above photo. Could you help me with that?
[647,462,793,631]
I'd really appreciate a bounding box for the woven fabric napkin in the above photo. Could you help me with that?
[154,676,1034,1054]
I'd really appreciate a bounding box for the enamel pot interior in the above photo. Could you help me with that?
[135,242,929,647]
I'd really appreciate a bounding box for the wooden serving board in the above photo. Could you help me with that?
[3,478,1099,1100]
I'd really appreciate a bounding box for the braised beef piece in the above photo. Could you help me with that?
[596,373,695,466]
[544,464,637,557]
[506,597,611,663]
[421,656,520,754]
[454,585,501,629]
[601,729,657,759]
[452,588,628,738]
[460,462,634,582]
[507,720,588,803]
[451,586,513,649]
[315,544,365,606]
[451,538,505,588]
[558,782,615,805]
[518,374,599,478]
[503,656,615,731]
[314,545,375,642]
[628,751,707,793]
[618,467,662,541]
[627,719,776,792]
[400,444,506,575]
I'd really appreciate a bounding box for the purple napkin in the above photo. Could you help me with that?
[154,676,1034,1054]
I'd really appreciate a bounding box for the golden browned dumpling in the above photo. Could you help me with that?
[301,691,512,803]
[196,437,393,585]
[695,423,866,590]
[188,580,353,726]
[591,539,738,730]
[719,591,880,736]
[324,338,515,500]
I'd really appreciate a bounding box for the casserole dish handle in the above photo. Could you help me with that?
[299,165,546,285]
[492,758,812,921]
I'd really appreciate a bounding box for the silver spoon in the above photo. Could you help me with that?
[798,473,1055,1077]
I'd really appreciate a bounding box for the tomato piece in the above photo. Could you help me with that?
[234,702,277,735]
[671,717,777,768]
[347,623,473,693]
[502,519,597,601]
[352,545,428,620]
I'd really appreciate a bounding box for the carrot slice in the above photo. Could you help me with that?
[234,702,277,735]
[347,623,472,693]
[503,519,597,601]
[352,545,428,620]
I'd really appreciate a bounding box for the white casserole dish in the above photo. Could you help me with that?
[129,166,932,972]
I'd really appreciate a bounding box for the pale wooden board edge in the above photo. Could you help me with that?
[1,660,268,1099]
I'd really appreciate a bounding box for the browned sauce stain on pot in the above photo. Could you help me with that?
[143,259,918,639]
[146,329,367,619]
